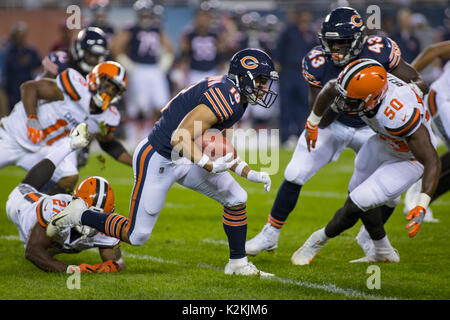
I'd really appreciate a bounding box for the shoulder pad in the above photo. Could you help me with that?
[302,47,327,87]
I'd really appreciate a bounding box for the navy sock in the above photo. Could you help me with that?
[222,206,247,259]
[380,205,395,224]
[268,180,302,228]
[81,209,128,239]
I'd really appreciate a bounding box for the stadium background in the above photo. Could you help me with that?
[0,0,449,149]
[0,0,449,301]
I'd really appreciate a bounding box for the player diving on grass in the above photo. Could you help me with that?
[246,6,429,257]
[6,123,124,273]
[291,59,440,264]
[47,48,278,276]
[0,60,132,195]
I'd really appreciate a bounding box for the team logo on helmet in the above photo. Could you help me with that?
[350,14,363,27]
[240,56,259,69]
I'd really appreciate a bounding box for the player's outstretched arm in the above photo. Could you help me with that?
[391,58,429,97]
[25,223,69,272]
[21,79,65,144]
[305,80,339,152]
[411,40,450,72]
[96,132,133,167]
[405,124,441,237]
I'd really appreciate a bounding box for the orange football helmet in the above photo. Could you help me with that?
[73,176,115,213]
[87,61,128,111]
[336,58,388,114]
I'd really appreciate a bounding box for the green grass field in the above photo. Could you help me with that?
[0,147,449,301]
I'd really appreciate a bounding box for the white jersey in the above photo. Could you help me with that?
[430,61,450,100]
[1,68,120,152]
[360,74,436,159]
[6,184,119,253]
[426,61,450,146]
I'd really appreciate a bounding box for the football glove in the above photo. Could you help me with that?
[26,115,44,144]
[94,260,121,273]
[405,205,426,238]
[211,153,239,174]
[77,263,97,273]
[305,120,318,152]
[247,170,271,192]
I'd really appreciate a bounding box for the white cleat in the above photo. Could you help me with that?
[349,248,400,263]
[70,123,90,150]
[224,257,274,278]
[355,225,375,257]
[291,229,327,265]
[245,223,280,256]
[46,198,87,238]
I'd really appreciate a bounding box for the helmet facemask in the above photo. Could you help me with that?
[232,70,279,109]
[92,75,125,111]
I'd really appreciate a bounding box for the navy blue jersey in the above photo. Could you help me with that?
[148,75,247,159]
[184,30,220,71]
[302,35,402,128]
[128,25,161,64]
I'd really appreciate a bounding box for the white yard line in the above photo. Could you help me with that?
[0,234,400,300]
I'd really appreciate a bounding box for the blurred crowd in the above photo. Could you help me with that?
[0,0,449,149]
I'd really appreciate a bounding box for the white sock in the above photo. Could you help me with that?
[372,235,394,251]
[314,227,330,243]
[45,139,73,166]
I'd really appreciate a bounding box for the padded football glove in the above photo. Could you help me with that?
[405,205,426,238]
[247,170,271,192]
[210,153,239,174]
[77,263,97,273]
[94,260,121,273]
[305,120,318,152]
[26,115,44,144]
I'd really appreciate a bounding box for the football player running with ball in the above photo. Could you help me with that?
[6,123,124,273]
[246,7,429,257]
[291,59,440,264]
[47,48,278,277]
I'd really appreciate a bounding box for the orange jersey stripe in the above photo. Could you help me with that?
[428,90,437,116]
[385,108,420,136]
[36,201,47,228]
[215,88,233,116]
[126,144,153,233]
[204,92,224,122]
[46,129,70,146]
[60,70,80,101]
[209,89,229,120]
[42,119,68,137]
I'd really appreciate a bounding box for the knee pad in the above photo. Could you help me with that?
[227,186,247,208]
[129,230,152,246]
[284,160,310,185]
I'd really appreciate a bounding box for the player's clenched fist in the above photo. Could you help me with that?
[26,115,44,144]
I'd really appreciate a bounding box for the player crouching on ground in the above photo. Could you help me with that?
[291,59,440,264]
[6,123,124,273]
[47,48,278,277]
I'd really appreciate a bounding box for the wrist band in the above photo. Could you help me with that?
[417,193,431,209]
[307,111,323,126]
[234,161,248,176]
[197,154,210,168]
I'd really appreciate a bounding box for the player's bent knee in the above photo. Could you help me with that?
[284,162,308,185]
[129,231,151,246]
